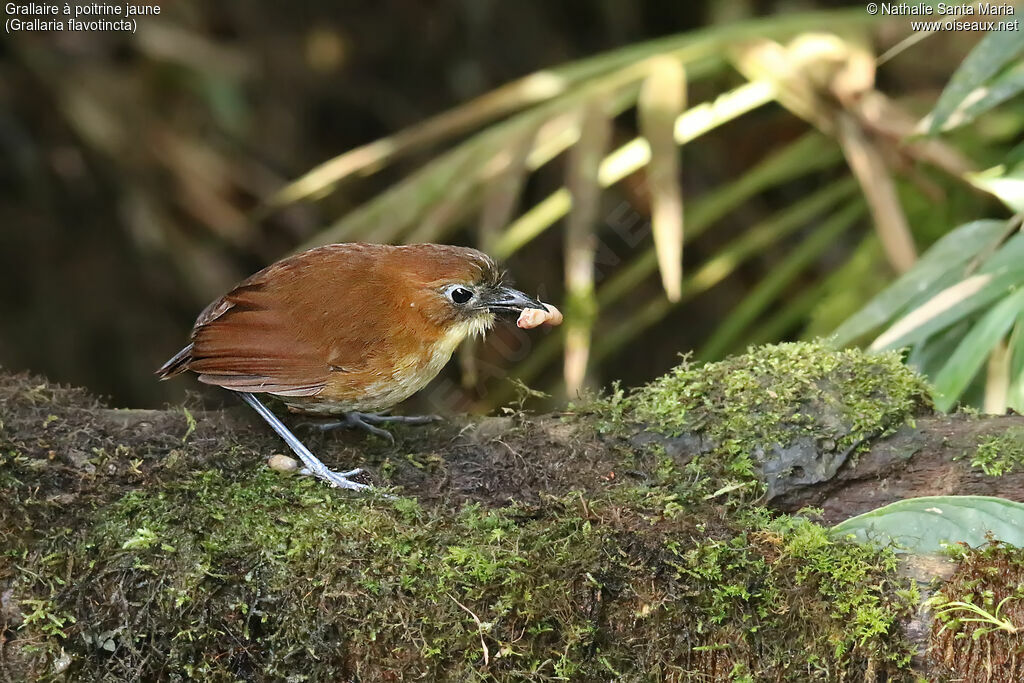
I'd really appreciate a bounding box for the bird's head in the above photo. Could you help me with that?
[390,244,544,343]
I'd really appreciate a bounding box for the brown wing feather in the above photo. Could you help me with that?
[179,256,339,398]
[155,343,195,379]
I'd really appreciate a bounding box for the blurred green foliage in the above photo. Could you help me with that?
[837,25,1024,413]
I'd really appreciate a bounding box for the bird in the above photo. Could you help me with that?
[157,242,551,492]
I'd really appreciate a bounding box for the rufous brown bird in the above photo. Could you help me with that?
[157,242,554,491]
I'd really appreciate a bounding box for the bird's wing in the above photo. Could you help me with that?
[185,262,339,398]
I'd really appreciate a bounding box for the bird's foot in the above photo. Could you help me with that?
[239,392,374,493]
[301,464,371,491]
[300,412,441,443]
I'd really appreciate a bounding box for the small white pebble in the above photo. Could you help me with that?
[52,650,72,674]
[268,454,299,473]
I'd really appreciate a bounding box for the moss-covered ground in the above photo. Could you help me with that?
[599,340,932,502]
[928,542,1024,681]
[0,342,934,680]
[971,428,1024,477]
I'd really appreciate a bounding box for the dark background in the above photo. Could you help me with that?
[0,1,995,411]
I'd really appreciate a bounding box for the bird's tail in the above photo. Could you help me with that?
[156,343,194,380]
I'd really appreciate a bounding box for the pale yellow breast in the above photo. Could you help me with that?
[287,314,494,414]
[365,314,494,408]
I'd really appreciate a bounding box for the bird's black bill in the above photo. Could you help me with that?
[482,285,544,314]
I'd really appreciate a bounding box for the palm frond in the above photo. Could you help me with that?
[638,56,687,300]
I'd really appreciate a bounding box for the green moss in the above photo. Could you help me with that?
[606,341,930,498]
[664,509,915,665]
[627,341,927,447]
[770,515,918,663]
[5,468,919,680]
[971,428,1024,476]
[13,472,599,679]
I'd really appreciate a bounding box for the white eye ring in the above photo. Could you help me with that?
[444,284,474,305]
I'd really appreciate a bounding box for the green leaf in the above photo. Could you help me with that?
[833,496,1024,553]
[967,163,1024,214]
[941,61,1024,131]
[1009,139,1024,168]
[926,26,1024,134]
[1009,316,1024,412]
[979,231,1024,274]
[931,288,1024,412]
[1011,314,1024,384]
[832,220,1008,346]
[871,265,1024,351]
[906,318,972,380]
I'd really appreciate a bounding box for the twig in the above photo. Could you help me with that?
[448,593,490,666]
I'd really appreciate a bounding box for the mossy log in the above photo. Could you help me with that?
[2,342,1023,681]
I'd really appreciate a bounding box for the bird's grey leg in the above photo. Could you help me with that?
[300,412,441,443]
[238,392,370,491]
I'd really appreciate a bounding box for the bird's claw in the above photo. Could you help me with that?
[296,463,371,491]
[301,466,364,478]
[298,412,440,442]
[293,460,370,490]
[322,470,372,491]
[306,467,395,499]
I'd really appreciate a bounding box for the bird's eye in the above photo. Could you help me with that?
[447,286,474,305]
